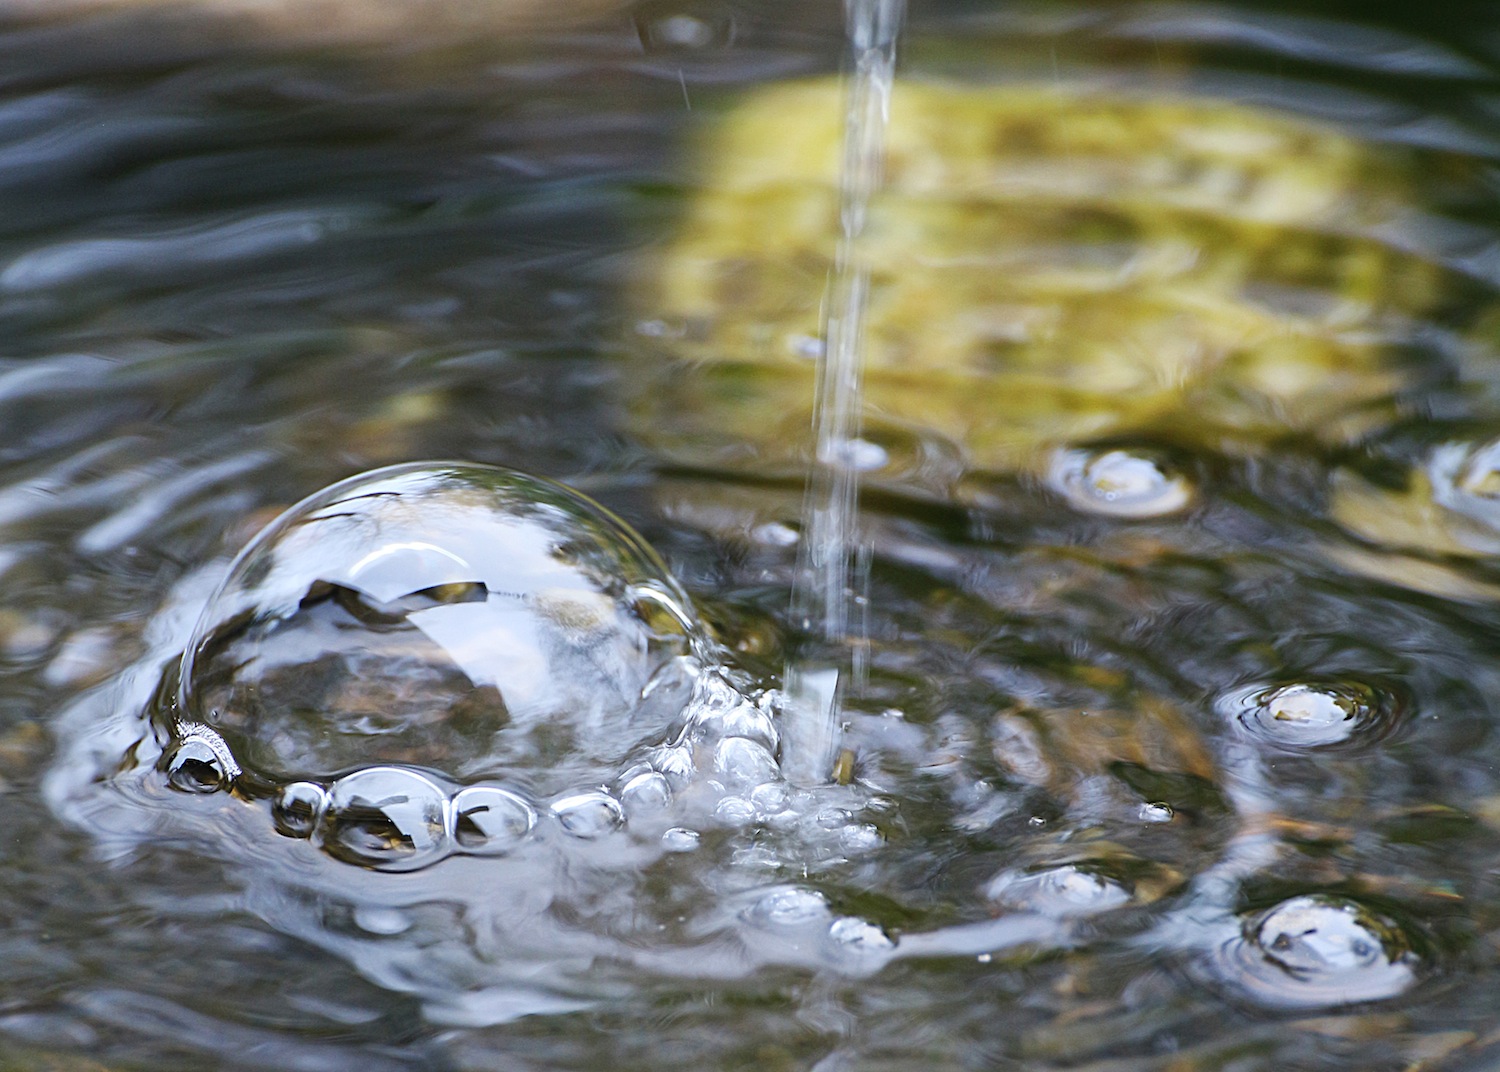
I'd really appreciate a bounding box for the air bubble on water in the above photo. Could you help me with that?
[315,766,450,872]
[987,865,1133,918]
[618,770,674,813]
[715,702,780,753]
[647,743,697,789]
[1139,802,1174,823]
[550,791,625,840]
[820,437,889,473]
[839,823,882,853]
[162,725,238,794]
[175,462,699,788]
[352,905,412,937]
[713,795,757,826]
[661,827,700,852]
[1434,439,1500,532]
[746,887,831,929]
[829,916,895,955]
[748,781,789,814]
[272,780,328,838]
[450,786,535,855]
[712,737,780,787]
[1047,448,1191,518]
[1219,680,1396,750]
[1209,895,1420,1009]
[633,1,735,52]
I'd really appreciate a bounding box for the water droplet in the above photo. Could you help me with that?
[1220,680,1398,750]
[550,791,625,840]
[178,463,698,786]
[619,770,673,813]
[661,827,699,852]
[316,767,449,871]
[162,728,236,794]
[1047,448,1191,518]
[829,916,895,954]
[1211,895,1420,1009]
[451,786,535,855]
[272,780,327,838]
[987,865,1133,918]
[634,1,735,52]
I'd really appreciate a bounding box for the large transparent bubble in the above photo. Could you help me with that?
[174,462,700,792]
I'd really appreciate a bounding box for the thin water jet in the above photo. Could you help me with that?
[782,0,905,786]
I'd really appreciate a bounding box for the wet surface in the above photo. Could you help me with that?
[6,0,1500,1069]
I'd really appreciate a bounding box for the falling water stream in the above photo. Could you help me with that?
[782,0,905,786]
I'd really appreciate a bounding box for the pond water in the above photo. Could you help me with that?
[8,0,1500,1068]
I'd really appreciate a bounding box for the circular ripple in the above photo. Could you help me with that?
[1210,895,1421,1010]
[1047,448,1191,518]
[175,462,699,787]
[1218,680,1400,750]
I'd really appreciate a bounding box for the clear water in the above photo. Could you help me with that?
[7,1,1500,1068]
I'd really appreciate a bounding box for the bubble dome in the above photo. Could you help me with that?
[169,463,702,794]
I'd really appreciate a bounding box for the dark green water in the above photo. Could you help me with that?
[6,1,1500,1069]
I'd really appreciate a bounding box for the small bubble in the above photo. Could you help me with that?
[748,781,789,813]
[820,437,889,472]
[451,786,535,855]
[1047,448,1191,518]
[840,823,882,853]
[634,1,735,51]
[551,791,625,840]
[714,795,757,826]
[352,905,412,937]
[316,767,449,871]
[661,827,700,852]
[1220,680,1397,750]
[619,770,674,813]
[713,737,779,787]
[648,743,697,789]
[829,916,895,954]
[1028,816,1047,828]
[273,781,328,838]
[163,729,236,794]
[747,887,830,928]
[1210,895,1420,1009]
[986,865,1132,918]
[1139,802,1174,823]
[716,703,780,752]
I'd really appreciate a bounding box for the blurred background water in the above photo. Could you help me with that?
[6,0,1500,1068]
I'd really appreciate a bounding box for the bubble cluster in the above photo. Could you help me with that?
[1046,448,1191,518]
[1209,895,1421,1009]
[1218,680,1400,750]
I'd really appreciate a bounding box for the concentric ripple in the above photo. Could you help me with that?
[1217,680,1401,750]
[1208,895,1422,1010]
[1046,448,1192,518]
